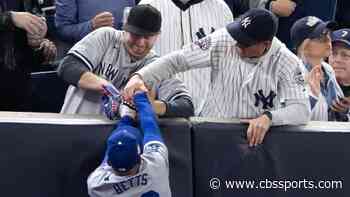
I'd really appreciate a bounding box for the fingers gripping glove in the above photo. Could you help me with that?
[101,84,122,120]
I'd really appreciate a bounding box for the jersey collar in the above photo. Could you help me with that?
[171,0,204,11]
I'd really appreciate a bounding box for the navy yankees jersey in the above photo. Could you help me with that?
[88,141,171,197]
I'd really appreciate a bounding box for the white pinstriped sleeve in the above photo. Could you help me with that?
[137,36,213,88]
[270,52,311,125]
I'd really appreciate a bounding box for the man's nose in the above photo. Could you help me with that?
[135,37,147,46]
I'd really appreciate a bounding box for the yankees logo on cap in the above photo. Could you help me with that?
[241,17,252,29]
[226,8,278,47]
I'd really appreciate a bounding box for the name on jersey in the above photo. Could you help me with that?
[112,173,149,194]
[95,62,128,86]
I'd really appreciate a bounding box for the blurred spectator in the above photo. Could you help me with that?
[138,0,233,115]
[55,0,135,44]
[335,0,350,29]
[329,29,350,114]
[291,16,347,121]
[0,0,56,111]
[225,0,306,49]
[223,0,297,18]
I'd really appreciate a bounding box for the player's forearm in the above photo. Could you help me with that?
[134,92,164,144]
[270,99,311,125]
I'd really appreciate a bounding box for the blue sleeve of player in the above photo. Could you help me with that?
[134,92,164,144]
[102,116,135,163]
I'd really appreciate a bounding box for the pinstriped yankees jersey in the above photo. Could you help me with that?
[138,0,233,115]
[60,27,190,115]
[87,141,171,197]
[137,28,310,125]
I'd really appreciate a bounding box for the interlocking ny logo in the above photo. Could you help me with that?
[306,16,319,27]
[254,90,276,109]
[241,17,252,29]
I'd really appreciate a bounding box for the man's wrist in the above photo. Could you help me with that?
[130,73,143,81]
[263,111,273,122]
[153,100,166,115]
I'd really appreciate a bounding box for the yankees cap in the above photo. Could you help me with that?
[291,16,337,50]
[331,28,350,49]
[107,124,143,173]
[123,4,161,36]
[226,8,278,47]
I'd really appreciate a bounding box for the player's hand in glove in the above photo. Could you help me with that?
[101,84,122,120]
[241,114,272,147]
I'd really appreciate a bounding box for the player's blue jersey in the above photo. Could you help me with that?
[87,141,171,197]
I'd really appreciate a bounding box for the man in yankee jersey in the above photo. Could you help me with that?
[58,4,194,118]
[124,9,311,147]
[88,90,171,197]
[138,0,233,116]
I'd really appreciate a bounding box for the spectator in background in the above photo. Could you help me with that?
[291,16,348,121]
[328,29,350,114]
[335,0,350,29]
[55,0,135,44]
[225,0,306,49]
[0,0,56,111]
[224,0,297,18]
[138,0,233,115]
